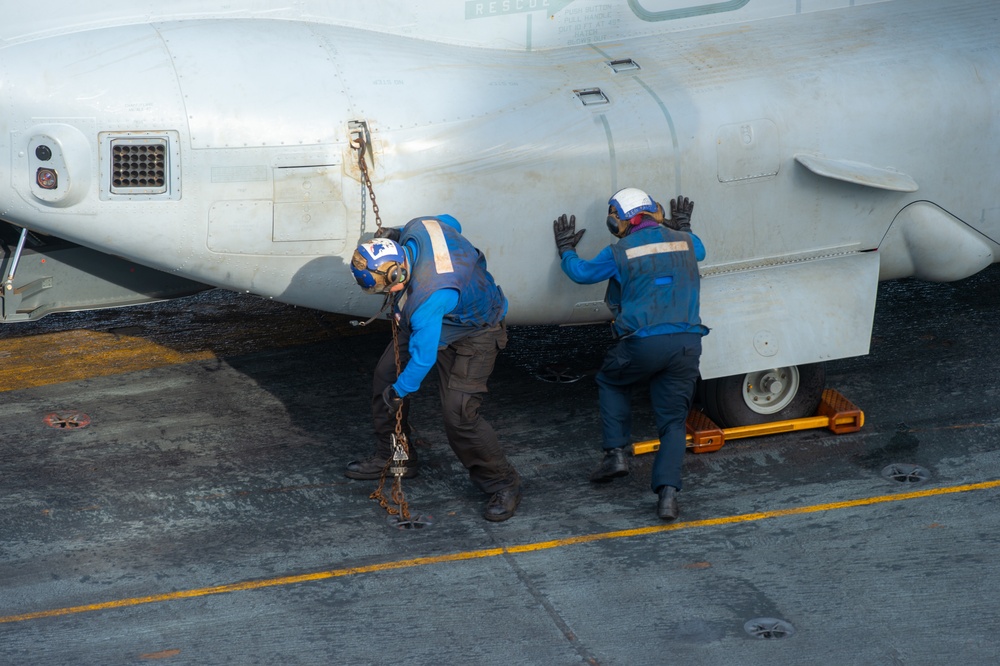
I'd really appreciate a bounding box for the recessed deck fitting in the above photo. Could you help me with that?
[881,463,931,484]
[386,513,434,530]
[744,618,795,639]
[43,412,91,429]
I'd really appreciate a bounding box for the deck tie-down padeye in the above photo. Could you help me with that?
[632,388,864,456]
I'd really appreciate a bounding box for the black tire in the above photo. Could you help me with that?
[698,363,826,428]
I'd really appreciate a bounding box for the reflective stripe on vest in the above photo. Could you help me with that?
[624,241,689,260]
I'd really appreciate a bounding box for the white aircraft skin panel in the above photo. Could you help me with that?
[698,252,880,379]
[649,3,1000,253]
[1,25,199,254]
[2,4,997,266]
[0,0,998,379]
[0,0,888,51]
[159,21,349,150]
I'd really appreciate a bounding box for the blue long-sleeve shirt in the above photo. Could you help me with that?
[560,232,706,284]
[395,287,459,396]
[393,214,463,396]
[560,231,707,337]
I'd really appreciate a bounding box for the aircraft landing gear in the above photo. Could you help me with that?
[699,363,826,428]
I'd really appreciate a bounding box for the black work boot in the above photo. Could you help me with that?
[657,486,679,521]
[484,485,522,522]
[590,447,629,482]
[344,454,418,480]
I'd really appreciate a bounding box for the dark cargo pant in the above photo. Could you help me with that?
[371,322,520,494]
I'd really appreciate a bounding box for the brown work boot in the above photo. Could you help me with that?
[483,485,522,522]
[344,455,418,480]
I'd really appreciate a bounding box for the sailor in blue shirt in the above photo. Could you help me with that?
[553,188,709,521]
[348,215,522,522]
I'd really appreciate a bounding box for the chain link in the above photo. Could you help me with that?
[356,136,383,234]
[368,318,411,521]
[356,134,411,522]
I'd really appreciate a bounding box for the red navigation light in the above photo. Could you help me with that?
[36,168,58,190]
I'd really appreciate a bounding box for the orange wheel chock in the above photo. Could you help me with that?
[631,388,863,456]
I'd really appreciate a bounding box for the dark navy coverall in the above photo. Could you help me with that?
[560,223,708,492]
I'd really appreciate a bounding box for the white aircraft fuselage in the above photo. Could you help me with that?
[1,0,998,419]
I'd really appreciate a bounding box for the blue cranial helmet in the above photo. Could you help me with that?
[351,239,408,293]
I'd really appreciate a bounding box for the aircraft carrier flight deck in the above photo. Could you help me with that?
[2,267,1000,665]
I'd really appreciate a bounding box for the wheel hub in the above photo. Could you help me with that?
[759,375,784,395]
[742,367,801,415]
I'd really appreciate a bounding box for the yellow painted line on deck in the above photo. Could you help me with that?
[0,330,214,391]
[3,478,999,625]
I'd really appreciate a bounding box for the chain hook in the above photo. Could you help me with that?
[350,121,382,234]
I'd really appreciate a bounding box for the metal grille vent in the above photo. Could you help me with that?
[111,139,167,194]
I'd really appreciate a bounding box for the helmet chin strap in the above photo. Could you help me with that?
[349,291,393,327]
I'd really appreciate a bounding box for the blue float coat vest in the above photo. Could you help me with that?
[396,217,506,330]
[607,225,706,338]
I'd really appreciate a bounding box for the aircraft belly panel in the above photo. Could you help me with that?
[698,252,879,380]
[273,202,346,244]
[207,200,347,256]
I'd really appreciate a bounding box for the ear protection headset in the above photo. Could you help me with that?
[606,208,632,238]
[381,261,408,286]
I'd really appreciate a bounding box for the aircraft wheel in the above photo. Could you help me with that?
[699,363,826,427]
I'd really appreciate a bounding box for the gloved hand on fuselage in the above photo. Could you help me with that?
[553,213,586,257]
[665,196,694,232]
